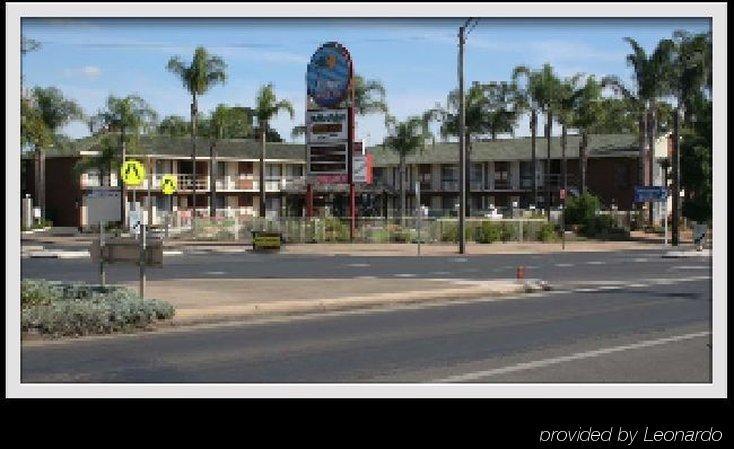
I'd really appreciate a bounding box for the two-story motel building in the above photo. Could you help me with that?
[21,133,672,229]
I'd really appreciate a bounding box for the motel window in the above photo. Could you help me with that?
[519,161,533,189]
[494,162,510,189]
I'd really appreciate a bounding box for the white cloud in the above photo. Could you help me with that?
[62,65,102,79]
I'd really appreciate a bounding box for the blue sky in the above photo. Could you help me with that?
[22,18,710,145]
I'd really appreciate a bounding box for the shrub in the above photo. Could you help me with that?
[565,193,601,225]
[21,279,175,337]
[581,215,630,240]
[439,222,472,242]
[539,222,559,242]
[477,221,502,243]
[500,222,519,242]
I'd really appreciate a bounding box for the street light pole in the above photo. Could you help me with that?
[458,22,467,254]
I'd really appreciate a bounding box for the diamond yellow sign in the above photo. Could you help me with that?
[161,174,177,195]
[121,160,146,186]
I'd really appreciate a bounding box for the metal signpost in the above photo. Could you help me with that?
[121,160,146,228]
[161,174,177,240]
[560,188,566,250]
[139,224,146,298]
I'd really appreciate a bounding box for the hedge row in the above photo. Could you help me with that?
[21,279,175,337]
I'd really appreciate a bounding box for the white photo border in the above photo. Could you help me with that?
[5,2,727,398]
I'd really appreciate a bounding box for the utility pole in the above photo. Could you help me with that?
[457,22,467,254]
[671,107,681,246]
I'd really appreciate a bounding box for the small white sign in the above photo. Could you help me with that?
[353,155,367,183]
[129,210,142,236]
[33,207,41,219]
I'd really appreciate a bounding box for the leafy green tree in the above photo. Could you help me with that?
[22,87,83,219]
[384,115,432,219]
[668,31,712,224]
[166,46,227,219]
[252,84,295,217]
[157,115,189,137]
[679,97,711,223]
[671,30,712,125]
[96,95,157,224]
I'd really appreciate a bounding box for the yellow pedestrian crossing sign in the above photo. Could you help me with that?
[161,174,177,195]
[121,160,146,186]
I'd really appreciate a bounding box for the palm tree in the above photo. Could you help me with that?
[352,75,389,116]
[22,87,83,221]
[384,114,432,220]
[439,82,494,215]
[603,37,674,226]
[555,73,585,195]
[205,104,235,217]
[252,84,295,218]
[671,30,711,126]
[166,46,227,222]
[97,95,157,225]
[484,81,522,140]
[513,64,562,217]
[565,76,605,195]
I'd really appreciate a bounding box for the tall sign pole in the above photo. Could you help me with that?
[305,41,354,237]
[458,23,467,255]
[348,80,356,241]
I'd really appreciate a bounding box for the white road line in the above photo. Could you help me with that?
[432,271,450,275]
[555,263,574,267]
[395,273,416,278]
[586,261,605,265]
[452,258,468,263]
[204,271,227,275]
[671,266,710,270]
[633,258,648,262]
[628,284,648,288]
[347,263,371,268]
[437,331,710,383]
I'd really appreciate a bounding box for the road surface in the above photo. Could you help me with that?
[21,250,712,383]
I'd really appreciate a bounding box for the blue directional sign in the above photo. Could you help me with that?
[634,186,668,203]
[306,42,353,108]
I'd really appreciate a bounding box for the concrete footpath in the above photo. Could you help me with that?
[119,277,540,326]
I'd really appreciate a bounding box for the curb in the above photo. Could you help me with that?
[166,280,548,327]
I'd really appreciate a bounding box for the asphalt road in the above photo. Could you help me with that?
[20,251,712,383]
[21,248,711,285]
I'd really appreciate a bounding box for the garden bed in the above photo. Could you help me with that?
[21,279,175,338]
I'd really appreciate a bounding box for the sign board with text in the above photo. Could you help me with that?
[307,142,348,176]
[352,154,373,184]
[87,189,121,225]
[634,186,668,203]
[306,109,348,142]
